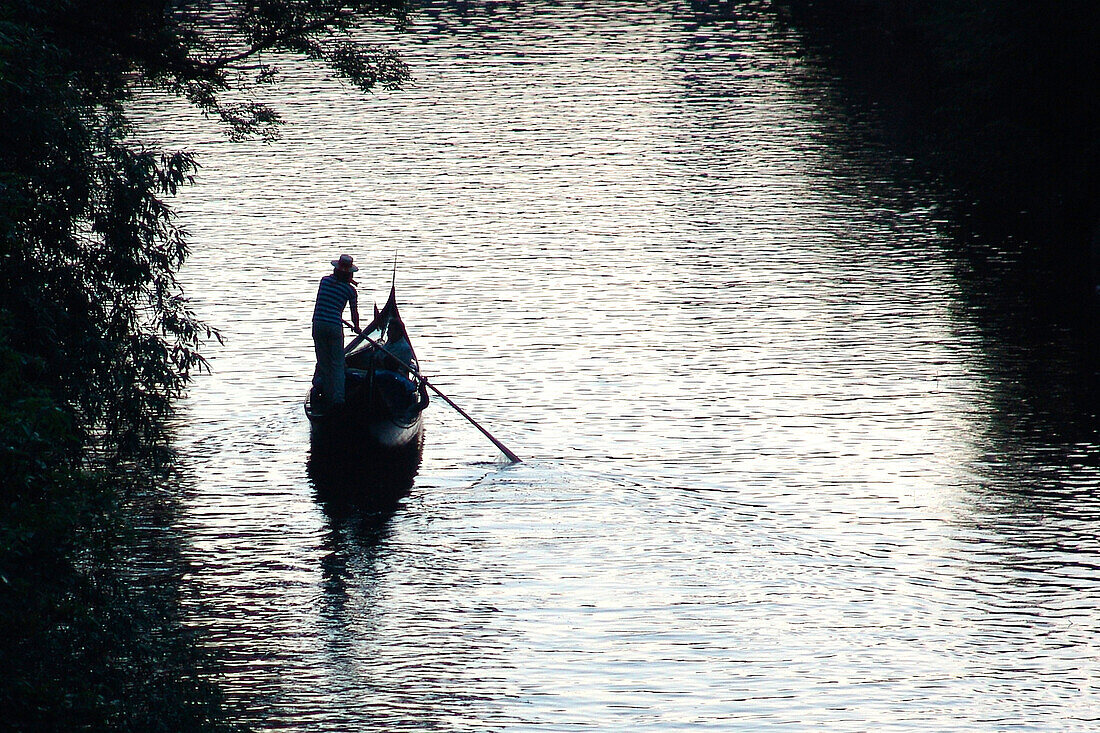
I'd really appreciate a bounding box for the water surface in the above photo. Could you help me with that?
[136,2,1100,729]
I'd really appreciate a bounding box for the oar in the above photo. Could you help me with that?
[343,321,522,463]
[343,317,378,354]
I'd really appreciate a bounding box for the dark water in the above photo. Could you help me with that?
[133,2,1100,729]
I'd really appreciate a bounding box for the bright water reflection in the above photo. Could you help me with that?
[138,2,1100,729]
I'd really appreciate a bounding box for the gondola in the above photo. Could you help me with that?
[304,286,429,454]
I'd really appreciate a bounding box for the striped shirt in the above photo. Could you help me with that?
[312,275,356,325]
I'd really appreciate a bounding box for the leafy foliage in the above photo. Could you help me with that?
[2,1,411,458]
[1,1,410,728]
[159,0,412,139]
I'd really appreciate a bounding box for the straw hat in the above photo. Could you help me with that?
[331,254,359,272]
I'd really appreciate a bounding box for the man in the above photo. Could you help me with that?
[312,254,360,408]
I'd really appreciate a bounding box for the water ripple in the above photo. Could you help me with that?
[127,1,1100,729]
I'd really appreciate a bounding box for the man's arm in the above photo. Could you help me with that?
[349,289,360,331]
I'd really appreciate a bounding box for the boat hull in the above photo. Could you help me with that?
[305,285,429,468]
[305,391,425,451]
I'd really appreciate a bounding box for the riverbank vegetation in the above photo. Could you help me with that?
[1,1,408,728]
[782,0,1100,292]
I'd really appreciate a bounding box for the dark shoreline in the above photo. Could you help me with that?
[0,458,238,732]
[781,0,1100,296]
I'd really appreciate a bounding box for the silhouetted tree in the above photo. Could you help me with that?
[0,2,409,728]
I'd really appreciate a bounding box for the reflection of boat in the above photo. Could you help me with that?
[305,286,430,452]
[308,444,420,513]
